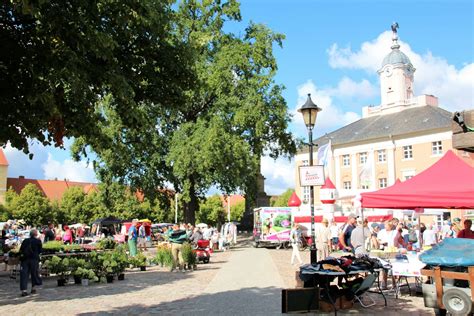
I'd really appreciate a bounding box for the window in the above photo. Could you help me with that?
[403,145,413,159]
[361,184,369,189]
[359,152,367,164]
[379,178,387,188]
[342,155,350,167]
[377,150,386,162]
[343,181,351,190]
[432,141,442,155]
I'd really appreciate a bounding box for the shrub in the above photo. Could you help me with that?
[181,242,196,268]
[74,267,98,281]
[129,252,147,268]
[45,255,71,279]
[153,244,173,268]
[97,238,117,250]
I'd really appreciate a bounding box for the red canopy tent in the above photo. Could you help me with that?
[361,150,474,209]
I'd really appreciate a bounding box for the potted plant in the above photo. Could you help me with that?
[130,252,148,271]
[69,258,86,284]
[153,245,173,270]
[182,242,197,271]
[89,251,116,283]
[45,256,71,286]
[75,267,97,286]
[111,245,129,280]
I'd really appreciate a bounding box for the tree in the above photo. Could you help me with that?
[272,189,294,207]
[72,0,296,225]
[196,195,226,227]
[0,0,191,153]
[60,186,87,224]
[8,184,53,226]
[230,200,246,222]
[0,204,11,222]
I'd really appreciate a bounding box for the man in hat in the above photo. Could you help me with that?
[338,213,357,252]
[315,218,332,260]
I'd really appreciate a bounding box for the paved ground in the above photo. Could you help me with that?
[0,238,437,315]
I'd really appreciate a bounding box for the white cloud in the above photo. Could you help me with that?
[261,155,295,195]
[328,31,474,111]
[332,77,377,99]
[3,142,50,179]
[42,154,97,183]
[291,80,361,135]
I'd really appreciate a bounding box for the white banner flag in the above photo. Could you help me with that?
[359,151,374,187]
[317,140,331,166]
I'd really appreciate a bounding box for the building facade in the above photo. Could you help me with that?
[294,26,473,222]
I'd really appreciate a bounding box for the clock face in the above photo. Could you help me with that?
[384,65,393,77]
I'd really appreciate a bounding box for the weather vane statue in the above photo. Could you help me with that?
[391,22,400,49]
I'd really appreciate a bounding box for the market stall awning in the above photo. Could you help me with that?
[361,150,474,209]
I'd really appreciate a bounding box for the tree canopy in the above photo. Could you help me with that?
[72,0,296,224]
[271,189,294,207]
[0,0,191,153]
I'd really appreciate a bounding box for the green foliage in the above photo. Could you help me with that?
[71,0,296,225]
[97,238,117,250]
[129,252,148,268]
[9,184,53,226]
[230,200,246,222]
[153,244,173,268]
[110,245,129,275]
[181,242,196,267]
[0,204,11,222]
[60,187,87,224]
[272,189,295,207]
[45,256,71,279]
[1,0,190,152]
[42,241,64,253]
[273,214,291,228]
[74,267,97,281]
[197,195,225,226]
[89,251,117,278]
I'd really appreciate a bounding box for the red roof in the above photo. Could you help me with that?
[222,194,245,208]
[0,148,8,166]
[7,177,97,200]
[287,192,301,207]
[321,177,336,189]
[361,150,474,209]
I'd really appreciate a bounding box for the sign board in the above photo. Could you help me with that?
[299,165,325,187]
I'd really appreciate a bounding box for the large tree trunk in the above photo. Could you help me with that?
[183,176,198,225]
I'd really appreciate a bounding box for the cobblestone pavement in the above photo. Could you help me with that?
[0,239,438,315]
[269,247,436,315]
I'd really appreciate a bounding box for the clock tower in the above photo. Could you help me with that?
[378,23,415,107]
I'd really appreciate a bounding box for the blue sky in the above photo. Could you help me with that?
[4,0,473,196]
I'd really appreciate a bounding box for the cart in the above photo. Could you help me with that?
[419,239,474,316]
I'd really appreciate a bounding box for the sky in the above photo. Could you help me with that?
[4,0,474,196]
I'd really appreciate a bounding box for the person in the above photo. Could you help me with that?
[62,225,73,244]
[43,223,55,243]
[167,224,189,272]
[137,223,147,251]
[338,213,357,252]
[316,218,332,260]
[457,219,474,239]
[368,223,381,250]
[329,221,339,252]
[394,223,407,249]
[19,229,42,297]
[378,220,396,250]
[423,224,438,247]
[350,218,371,255]
[443,222,456,239]
[190,227,203,246]
[289,223,302,266]
[128,219,139,257]
[452,218,462,235]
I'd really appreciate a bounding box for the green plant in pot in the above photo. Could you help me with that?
[111,245,129,280]
[130,252,148,271]
[90,251,116,283]
[42,241,65,254]
[182,242,197,270]
[69,258,87,284]
[153,245,173,270]
[75,267,97,286]
[45,256,71,286]
[97,238,117,250]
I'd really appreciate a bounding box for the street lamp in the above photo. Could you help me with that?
[298,93,322,264]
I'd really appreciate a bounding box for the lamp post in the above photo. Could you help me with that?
[298,93,322,264]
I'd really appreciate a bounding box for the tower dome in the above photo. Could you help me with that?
[381,48,412,67]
